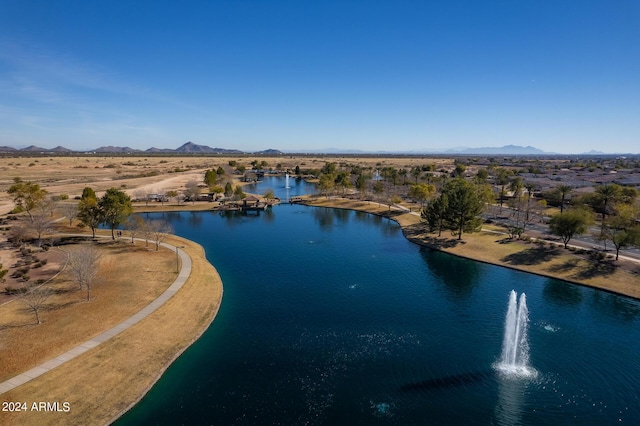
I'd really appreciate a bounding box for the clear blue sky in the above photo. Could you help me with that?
[1,0,638,153]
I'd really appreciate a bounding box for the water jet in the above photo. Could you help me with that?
[496,290,535,377]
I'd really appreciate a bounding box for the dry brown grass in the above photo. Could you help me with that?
[0,235,222,425]
[0,239,177,382]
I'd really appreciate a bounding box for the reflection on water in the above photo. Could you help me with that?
[420,247,482,298]
[590,291,640,322]
[542,279,583,306]
[186,211,203,227]
[495,374,529,426]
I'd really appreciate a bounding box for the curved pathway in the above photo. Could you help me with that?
[0,241,192,395]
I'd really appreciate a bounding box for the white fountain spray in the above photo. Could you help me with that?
[497,290,535,377]
[285,173,291,189]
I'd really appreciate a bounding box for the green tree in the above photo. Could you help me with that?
[421,193,448,237]
[555,184,573,214]
[549,208,593,249]
[319,173,335,198]
[411,166,422,184]
[7,178,47,221]
[398,168,408,185]
[77,190,102,239]
[372,181,384,196]
[321,162,337,175]
[233,185,245,201]
[596,184,622,226]
[334,171,352,195]
[522,182,539,232]
[476,169,489,181]
[224,182,233,197]
[409,183,435,208]
[356,172,368,196]
[604,204,640,260]
[495,168,512,210]
[441,178,484,240]
[204,169,217,189]
[99,188,133,239]
[453,163,466,177]
[81,187,96,200]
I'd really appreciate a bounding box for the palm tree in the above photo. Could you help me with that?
[523,182,538,231]
[495,168,512,210]
[596,183,621,230]
[595,183,622,250]
[556,184,573,214]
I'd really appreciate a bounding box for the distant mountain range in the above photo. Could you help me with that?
[0,142,276,155]
[0,143,630,156]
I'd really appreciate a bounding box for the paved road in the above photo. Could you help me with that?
[0,240,192,395]
[483,212,640,262]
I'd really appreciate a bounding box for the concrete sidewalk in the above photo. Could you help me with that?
[0,241,192,395]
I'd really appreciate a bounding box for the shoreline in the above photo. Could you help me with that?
[301,196,640,301]
[1,234,223,425]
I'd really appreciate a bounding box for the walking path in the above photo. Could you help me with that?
[0,241,192,395]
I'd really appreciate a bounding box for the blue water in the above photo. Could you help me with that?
[118,179,640,425]
[243,174,317,200]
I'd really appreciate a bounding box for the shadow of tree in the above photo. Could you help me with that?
[573,259,617,279]
[402,223,463,249]
[547,258,580,273]
[0,321,34,330]
[43,300,79,311]
[502,246,561,266]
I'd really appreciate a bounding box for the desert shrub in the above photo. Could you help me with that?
[5,286,28,295]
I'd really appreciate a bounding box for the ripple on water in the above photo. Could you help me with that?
[370,400,395,418]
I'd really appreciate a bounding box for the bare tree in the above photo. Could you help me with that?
[7,223,29,247]
[20,286,53,324]
[184,180,201,204]
[59,202,78,226]
[157,188,167,206]
[68,245,101,301]
[149,220,174,251]
[124,215,145,243]
[133,189,148,206]
[31,211,54,246]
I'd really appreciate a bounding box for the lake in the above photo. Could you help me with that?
[117,178,640,425]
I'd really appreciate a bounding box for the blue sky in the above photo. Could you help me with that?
[1,0,638,153]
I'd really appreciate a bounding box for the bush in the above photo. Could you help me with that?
[5,286,28,295]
